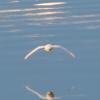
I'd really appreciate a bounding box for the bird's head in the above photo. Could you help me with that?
[47,91,54,97]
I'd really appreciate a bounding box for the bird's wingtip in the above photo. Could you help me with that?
[24,57,27,60]
[70,53,76,58]
[24,56,28,60]
[25,85,30,90]
[72,54,76,58]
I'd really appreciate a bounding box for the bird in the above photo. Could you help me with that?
[25,86,61,100]
[24,44,75,60]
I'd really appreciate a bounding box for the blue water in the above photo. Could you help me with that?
[0,0,100,100]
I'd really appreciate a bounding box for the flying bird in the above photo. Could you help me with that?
[25,86,61,100]
[24,44,75,60]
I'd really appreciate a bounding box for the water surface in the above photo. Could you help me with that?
[0,0,100,100]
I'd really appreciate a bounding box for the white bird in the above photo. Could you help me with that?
[25,86,61,100]
[24,44,75,60]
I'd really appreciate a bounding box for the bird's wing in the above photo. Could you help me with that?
[25,86,45,99]
[24,46,44,60]
[52,45,75,58]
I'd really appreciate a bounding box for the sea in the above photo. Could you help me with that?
[0,0,100,100]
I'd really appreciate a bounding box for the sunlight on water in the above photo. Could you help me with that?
[33,2,66,6]
[0,1,68,27]
[0,0,100,28]
[26,11,64,16]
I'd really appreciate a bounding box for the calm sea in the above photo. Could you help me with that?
[0,0,100,100]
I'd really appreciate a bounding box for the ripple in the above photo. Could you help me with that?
[0,0,100,28]
[33,2,66,6]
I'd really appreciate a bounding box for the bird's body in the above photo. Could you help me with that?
[24,43,75,60]
[43,44,54,52]
[25,86,60,100]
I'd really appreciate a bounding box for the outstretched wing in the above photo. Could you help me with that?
[52,45,75,58]
[25,86,45,99]
[24,46,44,60]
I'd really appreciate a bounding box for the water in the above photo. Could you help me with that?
[0,0,100,100]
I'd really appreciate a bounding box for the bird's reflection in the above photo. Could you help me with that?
[25,86,61,100]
